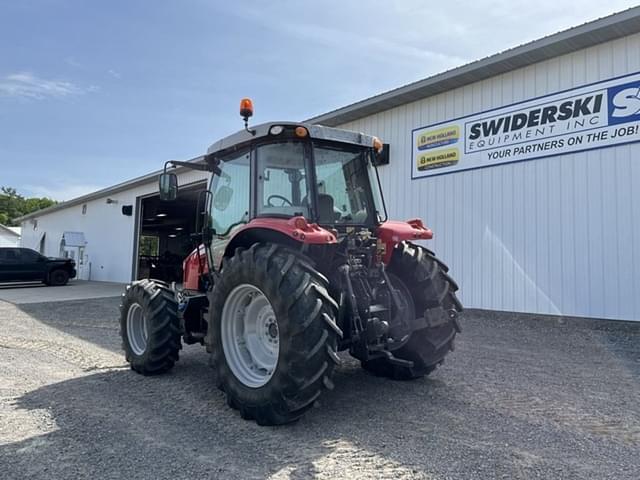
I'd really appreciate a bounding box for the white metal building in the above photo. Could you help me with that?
[19,168,208,282]
[0,224,21,247]
[18,8,640,321]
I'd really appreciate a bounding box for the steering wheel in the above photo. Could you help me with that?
[267,194,293,207]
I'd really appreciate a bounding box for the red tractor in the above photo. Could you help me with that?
[120,100,462,425]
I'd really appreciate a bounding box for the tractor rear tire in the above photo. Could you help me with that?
[119,279,182,375]
[361,241,462,380]
[210,243,341,426]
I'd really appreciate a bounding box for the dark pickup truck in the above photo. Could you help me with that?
[0,247,76,286]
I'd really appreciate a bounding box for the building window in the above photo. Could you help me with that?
[82,204,87,215]
[139,235,159,257]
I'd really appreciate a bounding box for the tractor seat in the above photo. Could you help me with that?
[317,194,340,224]
[301,194,341,223]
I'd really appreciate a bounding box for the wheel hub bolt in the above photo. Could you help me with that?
[268,323,278,338]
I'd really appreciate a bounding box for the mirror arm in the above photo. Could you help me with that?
[165,159,211,172]
[164,153,223,175]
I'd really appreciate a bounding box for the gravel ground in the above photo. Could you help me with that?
[0,297,639,479]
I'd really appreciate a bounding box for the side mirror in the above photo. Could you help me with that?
[159,173,178,201]
[213,185,233,211]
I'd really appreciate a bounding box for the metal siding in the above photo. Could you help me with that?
[339,33,640,321]
[0,230,20,247]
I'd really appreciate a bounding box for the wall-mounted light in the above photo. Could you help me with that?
[373,143,390,166]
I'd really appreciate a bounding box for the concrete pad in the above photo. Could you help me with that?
[0,280,126,304]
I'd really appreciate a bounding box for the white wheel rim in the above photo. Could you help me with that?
[221,284,279,388]
[126,302,148,356]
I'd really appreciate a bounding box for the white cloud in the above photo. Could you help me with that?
[0,72,98,100]
[225,1,640,78]
[107,69,122,79]
[64,57,82,68]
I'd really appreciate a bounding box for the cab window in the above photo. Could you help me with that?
[256,142,309,218]
[209,150,250,236]
[313,145,373,224]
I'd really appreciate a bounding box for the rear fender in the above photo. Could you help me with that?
[376,219,433,264]
[222,216,337,266]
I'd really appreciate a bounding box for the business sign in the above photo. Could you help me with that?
[412,72,640,178]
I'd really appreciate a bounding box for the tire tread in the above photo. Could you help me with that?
[119,280,182,375]
[362,241,462,380]
[210,243,340,425]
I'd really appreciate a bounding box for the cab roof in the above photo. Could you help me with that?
[206,122,377,157]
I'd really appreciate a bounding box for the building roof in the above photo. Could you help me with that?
[0,224,21,237]
[306,6,640,126]
[17,7,640,222]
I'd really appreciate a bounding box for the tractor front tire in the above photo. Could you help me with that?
[362,241,462,380]
[119,279,182,375]
[210,243,341,425]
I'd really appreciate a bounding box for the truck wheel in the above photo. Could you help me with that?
[210,243,341,425]
[362,241,462,380]
[119,279,182,375]
[47,269,69,286]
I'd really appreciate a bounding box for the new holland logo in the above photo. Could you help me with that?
[608,80,640,125]
[416,148,460,171]
[416,125,459,150]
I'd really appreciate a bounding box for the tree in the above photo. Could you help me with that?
[139,235,159,257]
[0,186,57,226]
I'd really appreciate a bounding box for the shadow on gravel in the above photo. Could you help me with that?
[17,297,123,353]
[1,354,452,479]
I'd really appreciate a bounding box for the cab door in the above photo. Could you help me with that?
[208,149,251,269]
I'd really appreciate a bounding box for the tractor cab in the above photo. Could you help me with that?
[205,122,388,238]
[158,100,434,275]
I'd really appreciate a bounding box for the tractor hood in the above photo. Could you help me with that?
[206,122,378,158]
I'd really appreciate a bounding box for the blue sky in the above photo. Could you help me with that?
[1,0,638,200]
